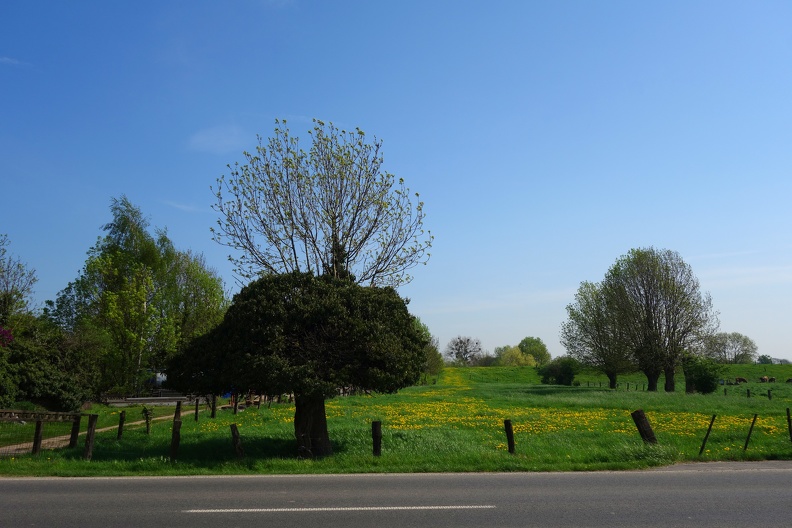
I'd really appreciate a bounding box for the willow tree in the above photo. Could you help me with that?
[560,281,634,389]
[211,119,432,286]
[603,247,718,392]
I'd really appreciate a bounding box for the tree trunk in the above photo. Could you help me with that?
[606,372,618,390]
[644,369,661,392]
[664,367,676,392]
[294,393,332,458]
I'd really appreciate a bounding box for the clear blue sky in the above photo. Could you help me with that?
[2,1,791,360]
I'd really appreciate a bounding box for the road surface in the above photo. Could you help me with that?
[2,461,791,527]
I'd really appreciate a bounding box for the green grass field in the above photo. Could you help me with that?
[2,365,792,476]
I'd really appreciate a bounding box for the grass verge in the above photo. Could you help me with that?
[2,366,791,476]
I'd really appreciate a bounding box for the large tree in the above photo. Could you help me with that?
[168,272,425,458]
[602,247,718,392]
[49,196,228,396]
[561,281,635,389]
[211,119,432,287]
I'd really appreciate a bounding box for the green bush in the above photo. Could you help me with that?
[682,354,725,394]
[538,356,581,386]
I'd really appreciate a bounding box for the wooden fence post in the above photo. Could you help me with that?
[117,410,126,440]
[142,407,152,434]
[768,390,772,400]
[83,414,98,461]
[504,419,515,454]
[211,394,217,418]
[631,409,657,444]
[372,421,382,456]
[170,419,182,462]
[32,420,44,455]
[194,399,200,422]
[743,414,758,451]
[699,415,716,455]
[174,401,182,422]
[69,415,81,448]
[230,424,244,458]
[787,408,792,444]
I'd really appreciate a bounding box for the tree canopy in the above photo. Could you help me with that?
[167,272,426,457]
[47,196,228,397]
[561,281,634,388]
[518,336,551,366]
[703,332,758,364]
[603,247,718,391]
[560,247,718,392]
[211,119,432,287]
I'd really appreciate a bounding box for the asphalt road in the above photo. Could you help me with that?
[3,462,792,527]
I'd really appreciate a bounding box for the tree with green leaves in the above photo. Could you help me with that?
[561,281,635,389]
[518,336,551,366]
[602,247,718,392]
[414,318,443,383]
[494,345,536,367]
[168,272,425,458]
[49,196,228,396]
[703,332,757,364]
[211,119,432,287]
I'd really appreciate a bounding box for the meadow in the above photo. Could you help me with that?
[2,365,792,476]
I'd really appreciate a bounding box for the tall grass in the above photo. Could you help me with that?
[2,366,791,476]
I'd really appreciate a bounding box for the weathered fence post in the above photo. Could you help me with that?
[211,394,217,418]
[743,414,758,451]
[372,420,382,456]
[69,415,81,448]
[32,420,44,455]
[631,409,657,444]
[768,389,772,400]
[142,406,152,434]
[230,423,244,458]
[83,414,98,461]
[699,415,717,456]
[170,419,182,462]
[117,410,126,440]
[233,391,239,415]
[504,419,516,454]
[173,401,182,422]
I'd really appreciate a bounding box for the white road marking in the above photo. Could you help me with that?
[183,505,496,513]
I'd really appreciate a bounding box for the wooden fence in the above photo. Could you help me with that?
[0,409,98,459]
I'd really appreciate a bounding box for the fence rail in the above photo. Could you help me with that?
[0,409,99,459]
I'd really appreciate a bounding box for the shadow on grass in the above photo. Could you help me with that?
[57,434,350,466]
[517,385,605,396]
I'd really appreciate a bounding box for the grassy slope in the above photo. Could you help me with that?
[2,365,791,476]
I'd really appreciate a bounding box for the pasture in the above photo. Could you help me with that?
[2,365,792,476]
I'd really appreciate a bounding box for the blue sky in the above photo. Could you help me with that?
[2,1,791,360]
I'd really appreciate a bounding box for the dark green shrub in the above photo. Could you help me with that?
[538,356,581,386]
